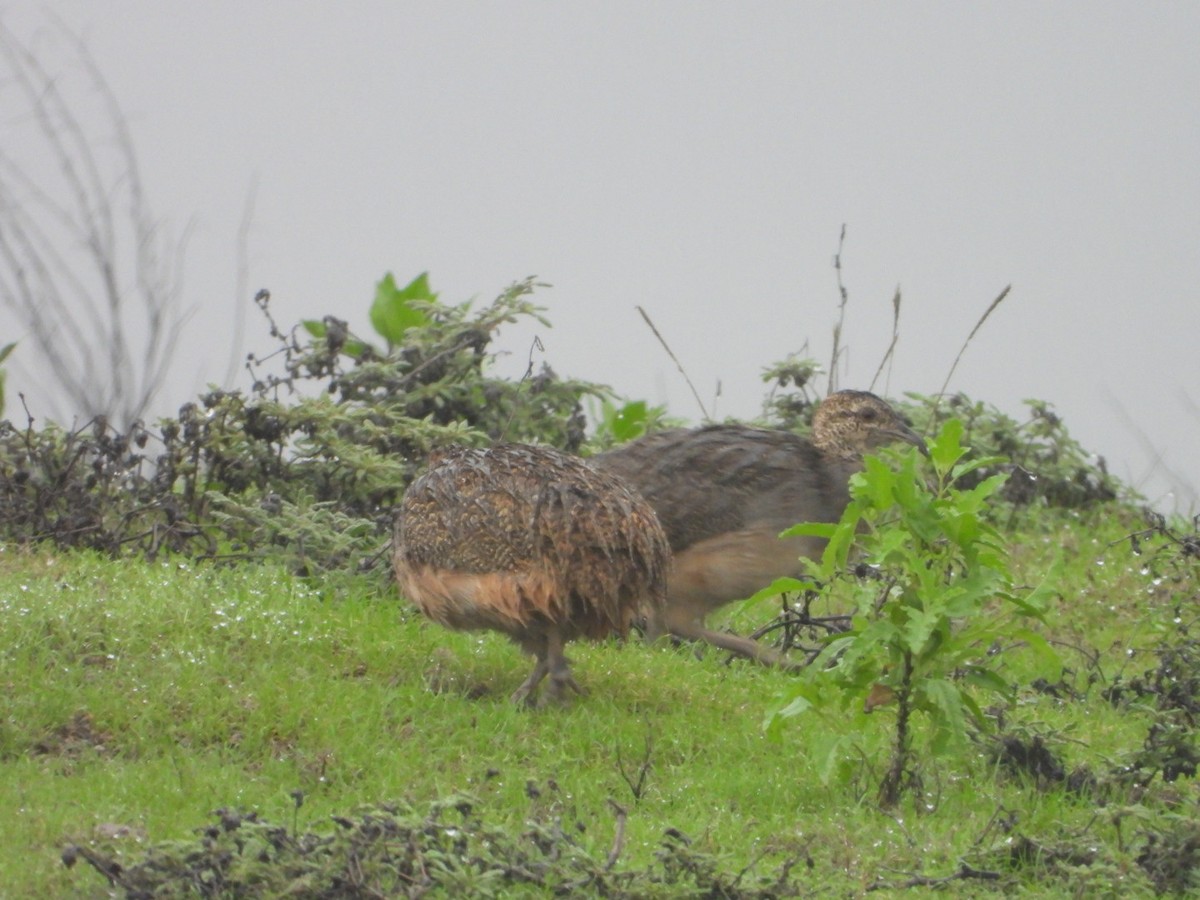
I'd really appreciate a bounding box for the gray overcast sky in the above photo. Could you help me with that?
[3,2,1198,509]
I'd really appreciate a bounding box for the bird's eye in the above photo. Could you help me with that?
[859,409,878,421]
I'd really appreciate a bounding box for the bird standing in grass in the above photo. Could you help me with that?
[393,443,670,706]
[593,390,926,666]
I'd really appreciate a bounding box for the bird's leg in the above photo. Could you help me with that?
[543,629,585,704]
[663,610,801,671]
[511,636,551,706]
[695,625,801,670]
[642,606,667,642]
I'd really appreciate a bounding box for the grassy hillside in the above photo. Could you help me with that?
[3,502,1197,896]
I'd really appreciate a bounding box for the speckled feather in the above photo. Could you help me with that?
[594,390,923,555]
[590,390,924,666]
[394,443,670,644]
[594,423,855,554]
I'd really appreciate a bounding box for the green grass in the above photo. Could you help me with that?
[1,509,1197,896]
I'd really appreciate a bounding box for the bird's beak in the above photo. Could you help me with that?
[885,424,929,457]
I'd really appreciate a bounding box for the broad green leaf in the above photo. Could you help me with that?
[764,688,818,739]
[302,319,326,339]
[609,400,648,441]
[342,339,369,360]
[941,511,981,548]
[872,527,914,564]
[961,666,1012,698]
[824,508,865,570]
[776,695,813,720]
[0,341,16,365]
[1011,562,1062,618]
[745,576,816,604]
[959,473,1010,510]
[918,678,968,750]
[1009,628,1063,679]
[949,454,1008,481]
[370,272,435,346]
[853,455,898,508]
[956,689,990,730]
[889,459,921,508]
[816,733,858,785]
[928,417,966,473]
[902,606,942,656]
[780,521,838,539]
[896,494,943,543]
[812,633,859,664]
[833,620,897,680]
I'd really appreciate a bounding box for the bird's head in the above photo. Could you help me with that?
[811,390,927,460]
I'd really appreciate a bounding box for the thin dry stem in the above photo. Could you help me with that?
[868,286,902,394]
[222,180,259,387]
[636,305,710,421]
[827,223,849,395]
[0,18,195,425]
[604,800,628,871]
[496,334,545,442]
[929,284,1012,424]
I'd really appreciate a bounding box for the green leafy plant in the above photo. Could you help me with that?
[65,790,812,899]
[767,419,1060,807]
[759,352,822,425]
[0,275,605,579]
[368,270,436,348]
[301,272,435,358]
[757,354,1123,511]
[587,398,675,449]
[903,393,1124,508]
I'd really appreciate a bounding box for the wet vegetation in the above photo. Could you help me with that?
[1,273,1198,896]
[0,276,596,583]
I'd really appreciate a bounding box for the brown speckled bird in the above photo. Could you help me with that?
[593,390,925,666]
[393,443,670,706]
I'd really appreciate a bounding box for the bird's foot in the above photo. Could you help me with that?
[511,657,550,707]
[541,656,585,704]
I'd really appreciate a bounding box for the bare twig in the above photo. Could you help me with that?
[1103,385,1195,508]
[61,844,126,888]
[867,863,1002,891]
[868,286,902,394]
[496,335,544,442]
[0,18,193,425]
[614,724,654,801]
[929,285,1011,425]
[827,224,849,395]
[636,305,709,421]
[747,588,850,664]
[604,800,628,871]
[222,180,259,387]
